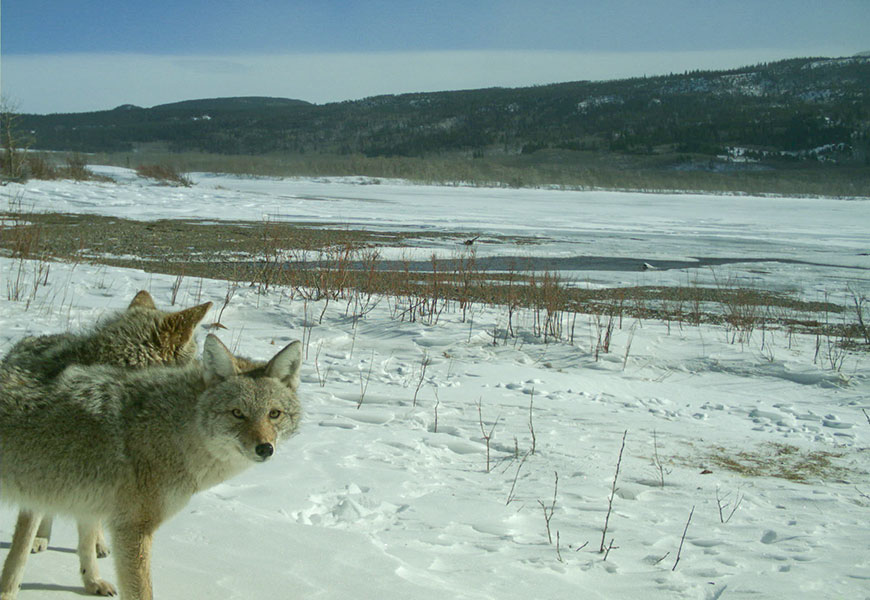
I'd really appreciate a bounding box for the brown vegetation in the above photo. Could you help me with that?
[134,163,192,187]
[1,211,865,352]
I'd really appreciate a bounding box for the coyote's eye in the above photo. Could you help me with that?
[231,409,245,419]
[268,409,282,419]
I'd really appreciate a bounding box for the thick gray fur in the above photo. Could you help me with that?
[0,291,211,596]
[0,334,302,600]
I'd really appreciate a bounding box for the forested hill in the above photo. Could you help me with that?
[15,56,870,165]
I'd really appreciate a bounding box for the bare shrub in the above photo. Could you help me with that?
[593,311,616,360]
[454,247,479,323]
[1,195,51,306]
[135,163,193,187]
[62,153,93,180]
[528,270,567,341]
[715,487,743,524]
[1,102,30,181]
[25,154,58,179]
[851,291,869,345]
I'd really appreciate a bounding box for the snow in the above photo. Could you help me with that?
[15,167,870,295]
[1,170,869,599]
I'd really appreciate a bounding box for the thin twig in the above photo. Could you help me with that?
[653,429,664,488]
[412,351,430,407]
[506,450,531,505]
[357,350,375,409]
[600,430,627,553]
[602,538,618,561]
[528,390,537,455]
[538,471,558,544]
[672,505,695,571]
[433,388,440,433]
[478,398,500,473]
[716,487,743,524]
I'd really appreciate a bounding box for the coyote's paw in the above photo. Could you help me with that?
[95,541,111,558]
[1,592,19,600]
[30,536,49,553]
[84,578,117,597]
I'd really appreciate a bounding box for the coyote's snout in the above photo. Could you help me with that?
[235,411,280,462]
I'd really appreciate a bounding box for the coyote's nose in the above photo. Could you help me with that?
[255,443,274,459]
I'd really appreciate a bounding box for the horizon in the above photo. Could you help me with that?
[3,1,869,114]
[7,51,868,116]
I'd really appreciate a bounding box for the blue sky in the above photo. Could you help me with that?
[3,0,869,113]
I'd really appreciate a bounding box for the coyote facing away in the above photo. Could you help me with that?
[0,291,212,595]
[0,334,302,600]
[1,291,210,384]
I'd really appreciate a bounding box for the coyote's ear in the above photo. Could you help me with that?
[128,290,157,310]
[202,334,238,383]
[158,301,212,349]
[265,340,302,390]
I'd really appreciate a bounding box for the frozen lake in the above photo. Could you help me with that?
[15,167,870,300]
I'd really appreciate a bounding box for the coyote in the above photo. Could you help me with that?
[0,333,302,600]
[2,290,210,384]
[0,290,211,595]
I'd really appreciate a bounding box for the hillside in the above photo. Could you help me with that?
[13,56,870,167]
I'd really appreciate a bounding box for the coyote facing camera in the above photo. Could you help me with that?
[0,291,212,596]
[0,334,302,600]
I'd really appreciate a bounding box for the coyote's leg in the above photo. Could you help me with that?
[111,522,155,600]
[78,519,117,596]
[94,522,111,558]
[30,515,52,553]
[0,510,43,600]
[33,515,109,558]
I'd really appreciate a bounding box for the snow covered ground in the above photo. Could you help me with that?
[1,171,869,599]
[15,166,870,297]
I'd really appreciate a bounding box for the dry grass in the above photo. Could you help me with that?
[134,164,192,187]
[0,195,52,305]
[24,154,57,180]
[0,211,866,351]
[706,443,849,483]
[14,152,113,183]
[90,149,870,198]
